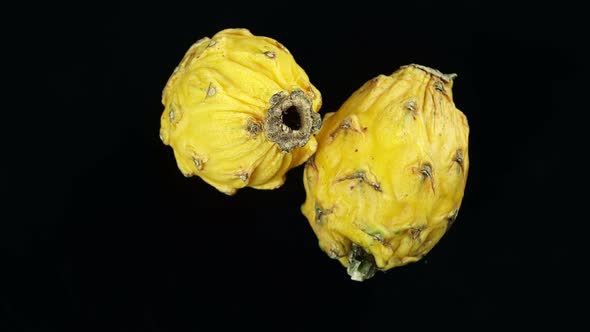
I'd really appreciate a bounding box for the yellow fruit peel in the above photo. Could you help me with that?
[160,29,322,195]
[301,64,469,281]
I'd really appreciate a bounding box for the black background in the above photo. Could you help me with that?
[4,2,587,330]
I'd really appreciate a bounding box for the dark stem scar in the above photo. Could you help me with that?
[264,89,322,152]
[282,106,301,130]
[336,171,382,192]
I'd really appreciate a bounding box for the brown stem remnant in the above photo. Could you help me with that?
[264,89,322,152]
[347,244,377,282]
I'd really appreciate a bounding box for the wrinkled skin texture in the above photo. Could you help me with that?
[301,65,469,281]
[160,29,322,195]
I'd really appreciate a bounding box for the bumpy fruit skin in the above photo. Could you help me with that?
[301,64,469,281]
[160,29,322,195]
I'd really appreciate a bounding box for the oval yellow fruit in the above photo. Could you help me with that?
[160,29,322,195]
[301,64,469,281]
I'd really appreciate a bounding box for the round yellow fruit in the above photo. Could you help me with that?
[160,29,322,195]
[301,64,469,281]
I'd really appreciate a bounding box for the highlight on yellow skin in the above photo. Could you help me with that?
[160,29,322,195]
[301,64,469,281]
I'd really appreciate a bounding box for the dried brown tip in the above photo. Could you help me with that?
[401,64,458,82]
[264,89,322,152]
